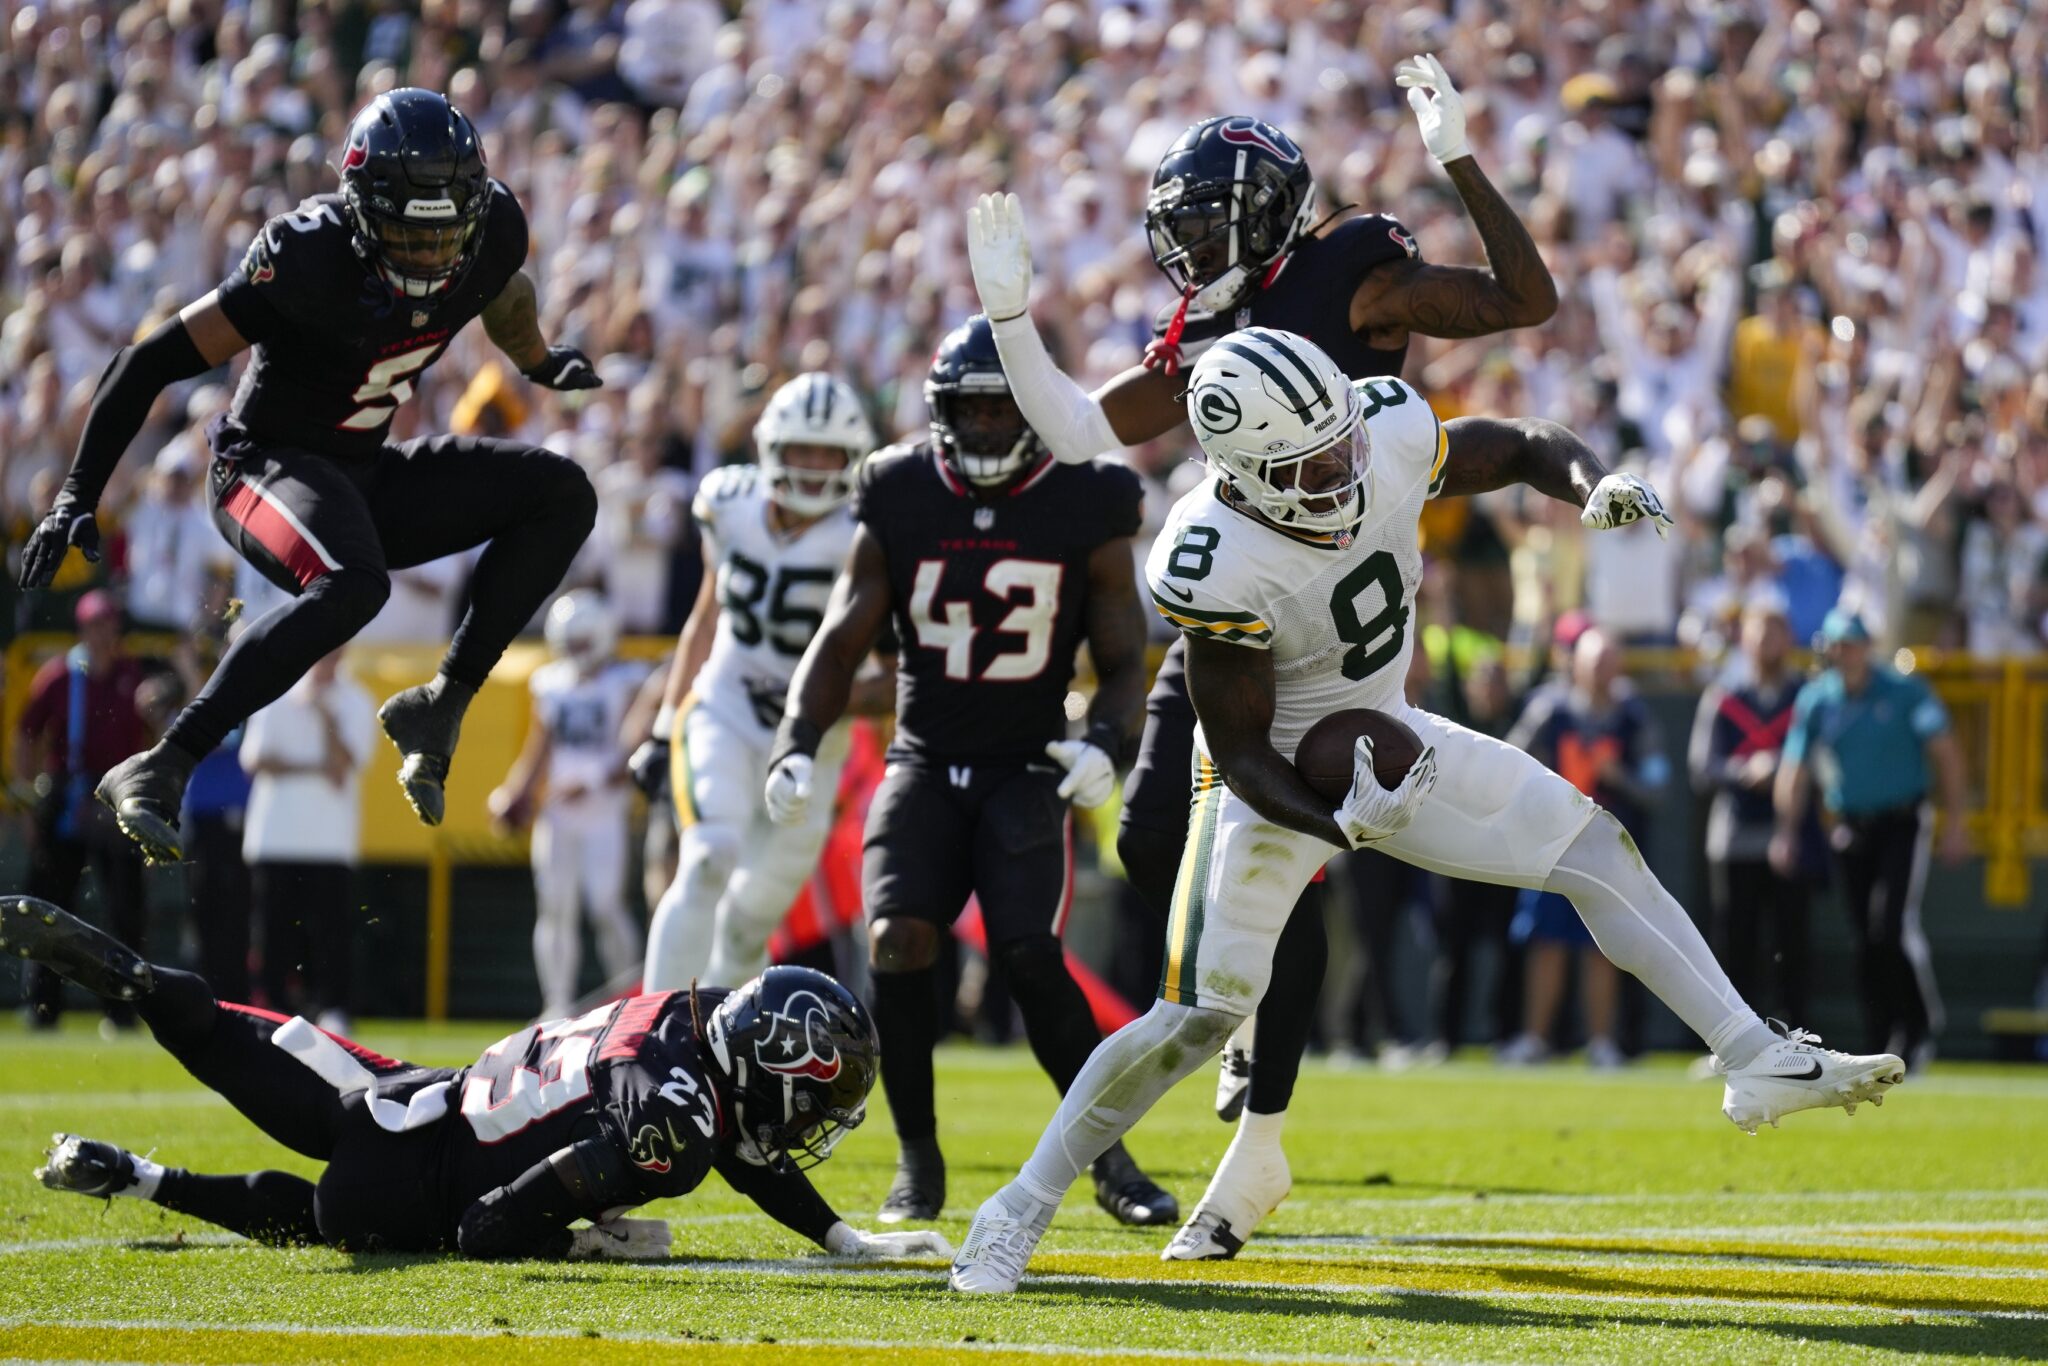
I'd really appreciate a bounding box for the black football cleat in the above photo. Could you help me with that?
[379,681,471,827]
[0,897,153,1001]
[877,1136,945,1224]
[94,749,190,865]
[36,1133,141,1200]
[1092,1144,1179,1227]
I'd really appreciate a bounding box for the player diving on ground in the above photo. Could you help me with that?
[9,895,949,1264]
[948,328,1907,1293]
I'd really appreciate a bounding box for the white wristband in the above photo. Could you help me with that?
[653,703,676,740]
[824,1220,857,1254]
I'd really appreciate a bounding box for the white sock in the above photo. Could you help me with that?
[1237,1109,1287,1146]
[1016,1000,1240,1205]
[1544,812,1771,1068]
[119,1155,165,1200]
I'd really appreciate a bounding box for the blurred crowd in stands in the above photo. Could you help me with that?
[1,0,2043,1053]
[3,0,2044,654]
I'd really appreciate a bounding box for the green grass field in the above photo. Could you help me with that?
[2,1018,2046,1365]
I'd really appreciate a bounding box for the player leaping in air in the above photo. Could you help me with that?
[949,329,1907,1294]
[17,88,603,862]
[10,895,950,1263]
[963,56,1565,1260]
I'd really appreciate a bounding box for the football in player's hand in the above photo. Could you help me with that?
[1295,709,1424,800]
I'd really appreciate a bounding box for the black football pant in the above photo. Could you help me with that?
[862,760,1103,1147]
[25,797,146,1027]
[254,861,354,1018]
[133,967,450,1250]
[1708,856,1811,1026]
[1117,642,1326,1115]
[163,431,597,759]
[1832,805,1942,1057]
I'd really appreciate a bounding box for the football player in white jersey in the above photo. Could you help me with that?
[641,373,891,992]
[951,328,1906,1293]
[489,591,650,1019]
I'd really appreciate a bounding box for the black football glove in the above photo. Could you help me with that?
[523,345,602,391]
[19,503,101,589]
[628,738,669,800]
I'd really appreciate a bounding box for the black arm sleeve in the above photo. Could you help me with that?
[713,1152,839,1247]
[57,317,212,514]
[456,1137,635,1260]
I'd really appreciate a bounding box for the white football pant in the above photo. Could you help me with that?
[531,792,642,1019]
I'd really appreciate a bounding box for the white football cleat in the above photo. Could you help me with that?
[949,1184,1054,1294]
[1719,1020,1904,1135]
[1163,1121,1290,1261]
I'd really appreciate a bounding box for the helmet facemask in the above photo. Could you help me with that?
[350,199,484,298]
[930,382,1039,487]
[1221,414,1372,536]
[761,441,858,518]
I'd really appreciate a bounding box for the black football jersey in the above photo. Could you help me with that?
[1157,213,1421,382]
[440,990,731,1220]
[213,182,529,459]
[855,444,1143,765]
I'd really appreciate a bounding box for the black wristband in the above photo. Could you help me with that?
[768,715,823,771]
[1084,720,1126,769]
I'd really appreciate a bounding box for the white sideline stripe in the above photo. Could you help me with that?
[0,1318,1489,1366]
[637,1260,2048,1320]
[0,1092,228,1111]
[1309,1187,2048,1210]
[0,1235,243,1256]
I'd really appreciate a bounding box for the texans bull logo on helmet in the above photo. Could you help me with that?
[752,990,844,1083]
[1217,117,1301,164]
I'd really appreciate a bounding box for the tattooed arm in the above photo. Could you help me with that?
[480,270,549,371]
[1349,158,1558,340]
[1183,634,1346,847]
[1435,415,1606,505]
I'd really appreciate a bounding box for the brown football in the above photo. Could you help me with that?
[1294,708,1424,801]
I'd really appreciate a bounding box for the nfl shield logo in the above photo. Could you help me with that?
[411,310,429,328]
[1334,528,1354,549]
[974,507,995,530]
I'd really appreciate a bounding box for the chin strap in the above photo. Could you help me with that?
[1142,285,1198,377]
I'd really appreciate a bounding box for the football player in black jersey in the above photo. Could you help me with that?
[17,89,603,862]
[965,59,1557,1253]
[762,316,1173,1228]
[11,895,949,1264]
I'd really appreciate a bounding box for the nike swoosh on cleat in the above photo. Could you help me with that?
[1160,582,1194,602]
[1780,1060,1824,1081]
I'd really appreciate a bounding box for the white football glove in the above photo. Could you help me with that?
[1045,739,1116,808]
[968,192,1033,324]
[1333,736,1439,848]
[825,1220,956,1259]
[763,754,814,826]
[1580,473,1674,538]
[1394,54,1472,165]
[568,1216,673,1261]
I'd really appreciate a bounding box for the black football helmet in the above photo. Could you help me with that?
[705,966,877,1170]
[925,315,1047,490]
[1146,116,1318,316]
[339,88,490,300]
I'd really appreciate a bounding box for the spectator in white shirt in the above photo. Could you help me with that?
[124,435,232,632]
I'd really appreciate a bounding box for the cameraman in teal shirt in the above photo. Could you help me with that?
[1771,610,1967,1068]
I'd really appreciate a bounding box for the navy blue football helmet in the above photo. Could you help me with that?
[1146,116,1318,316]
[924,315,1047,489]
[339,88,490,300]
[705,966,876,1170]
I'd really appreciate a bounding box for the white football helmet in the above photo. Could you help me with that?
[752,373,875,517]
[544,590,619,673]
[1184,327,1368,539]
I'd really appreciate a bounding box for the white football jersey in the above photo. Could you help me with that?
[531,658,649,793]
[1145,377,1448,759]
[691,462,858,736]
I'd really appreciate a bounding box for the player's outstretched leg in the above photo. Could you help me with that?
[93,749,195,866]
[951,998,1237,1293]
[1544,809,1904,1131]
[36,1133,321,1245]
